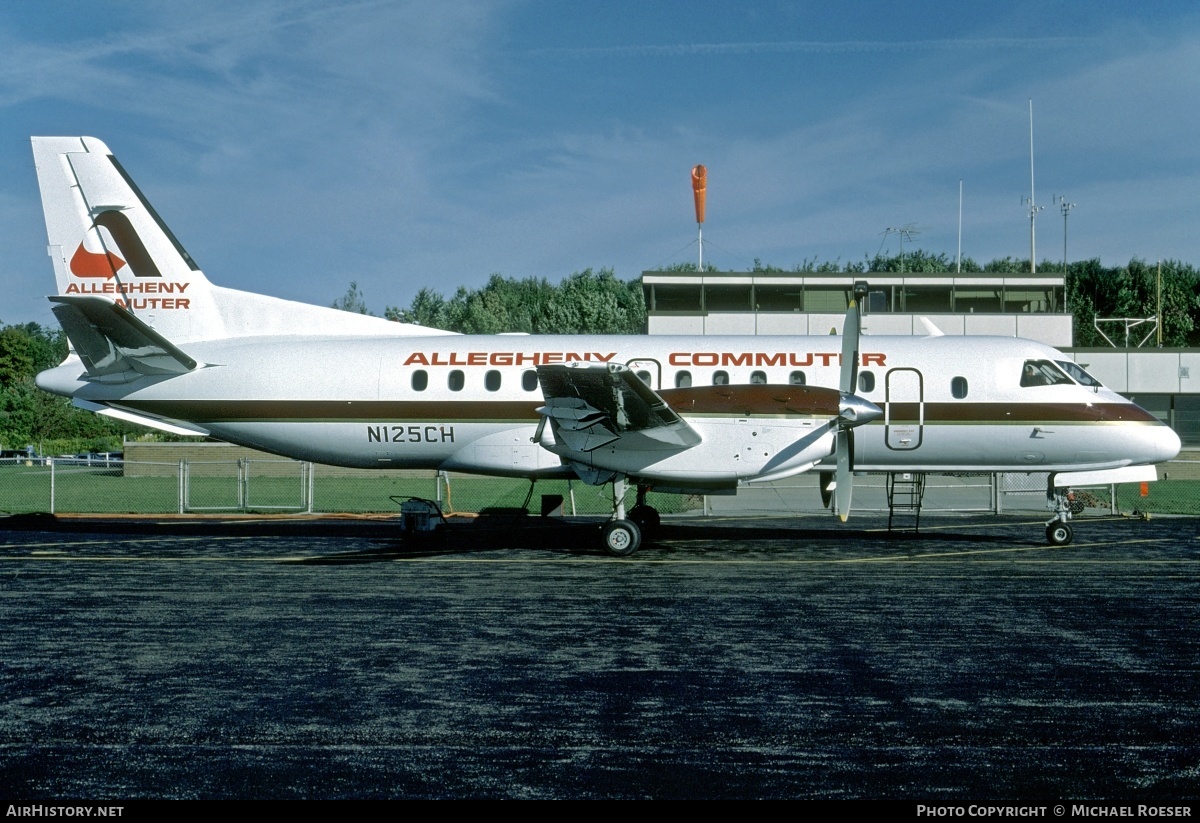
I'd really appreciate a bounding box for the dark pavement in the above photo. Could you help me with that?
[0,512,1197,799]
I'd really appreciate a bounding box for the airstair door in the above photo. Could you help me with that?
[885,368,924,450]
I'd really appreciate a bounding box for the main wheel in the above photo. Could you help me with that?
[602,519,642,557]
[628,504,660,535]
[1046,522,1073,546]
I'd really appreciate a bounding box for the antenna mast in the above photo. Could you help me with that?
[883,224,921,273]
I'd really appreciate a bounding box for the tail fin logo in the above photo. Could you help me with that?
[68,211,164,280]
[70,243,125,279]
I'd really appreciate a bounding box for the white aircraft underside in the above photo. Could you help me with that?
[29,136,1182,554]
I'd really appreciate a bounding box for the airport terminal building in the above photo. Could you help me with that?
[642,268,1200,445]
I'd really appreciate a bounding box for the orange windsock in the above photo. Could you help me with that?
[691,164,707,224]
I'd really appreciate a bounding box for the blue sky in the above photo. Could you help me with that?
[2,1,1198,326]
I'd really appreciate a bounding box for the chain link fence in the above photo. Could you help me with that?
[2,453,1197,518]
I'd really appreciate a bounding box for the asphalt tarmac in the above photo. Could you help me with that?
[0,511,1197,800]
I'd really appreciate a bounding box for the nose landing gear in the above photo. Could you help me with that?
[1045,479,1076,546]
[1046,519,1074,546]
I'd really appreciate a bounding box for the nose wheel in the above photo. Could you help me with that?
[1046,522,1074,546]
[1045,477,1075,546]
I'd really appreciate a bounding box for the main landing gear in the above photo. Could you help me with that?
[601,479,660,557]
[1045,477,1079,546]
[629,483,661,534]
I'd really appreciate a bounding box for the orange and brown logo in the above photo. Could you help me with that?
[68,211,162,280]
[69,242,125,279]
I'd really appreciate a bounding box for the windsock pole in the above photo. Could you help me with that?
[692,165,707,271]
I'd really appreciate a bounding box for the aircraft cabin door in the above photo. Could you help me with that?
[885,368,924,450]
[626,359,661,390]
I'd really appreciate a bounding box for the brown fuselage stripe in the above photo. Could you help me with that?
[117,398,1163,426]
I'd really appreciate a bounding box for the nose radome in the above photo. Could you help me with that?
[1156,425,1182,463]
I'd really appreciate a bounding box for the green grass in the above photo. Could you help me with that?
[0,465,702,515]
[1114,479,1200,515]
[2,462,1194,517]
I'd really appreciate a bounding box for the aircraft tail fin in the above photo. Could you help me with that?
[32,136,451,345]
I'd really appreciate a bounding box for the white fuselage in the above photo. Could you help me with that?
[39,332,1181,488]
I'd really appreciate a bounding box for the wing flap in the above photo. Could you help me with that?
[536,364,702,456]
[535,397,621,452]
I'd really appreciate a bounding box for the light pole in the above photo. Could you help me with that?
[1024,99,1042,273]
[1054,195,1076,311]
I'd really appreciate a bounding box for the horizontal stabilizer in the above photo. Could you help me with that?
[50,295,199,379]
[72,398,210,436]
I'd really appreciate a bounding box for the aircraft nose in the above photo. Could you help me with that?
[1156,424,1182,463]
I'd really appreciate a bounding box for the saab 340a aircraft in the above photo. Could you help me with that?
[30,136,1181,555]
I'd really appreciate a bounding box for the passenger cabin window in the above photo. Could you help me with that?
[637,370,652,386]
[750,370,767,385]
[411,370,428,391]
[448,370,465,392]
[713,370,729,386]
[858,371,875,393]
[951,376,968,399]
[675,371,692,388]
[522,370,538,392]
[485,370,502,392]
[1020,360,1072,387]
[789,371,806,386]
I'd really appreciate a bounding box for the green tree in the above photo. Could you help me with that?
[386,269,645,335]
[331,281,372,315]
[0,321,131,453]
[385,287,448,328]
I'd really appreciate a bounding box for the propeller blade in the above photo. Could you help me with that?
[840,293,860,396]
[835,428,853,521]
[834,283,871,523]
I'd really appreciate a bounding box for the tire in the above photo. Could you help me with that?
[602,519,642,557]
[628,504,660,534]
[1046,523,1073,546]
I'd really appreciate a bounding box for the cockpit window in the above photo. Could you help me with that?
[1020,359,1073,387]
[1056,360,1103,388]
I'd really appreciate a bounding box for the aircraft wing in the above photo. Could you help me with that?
[535,364,702,454]
[49,295,199,379]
